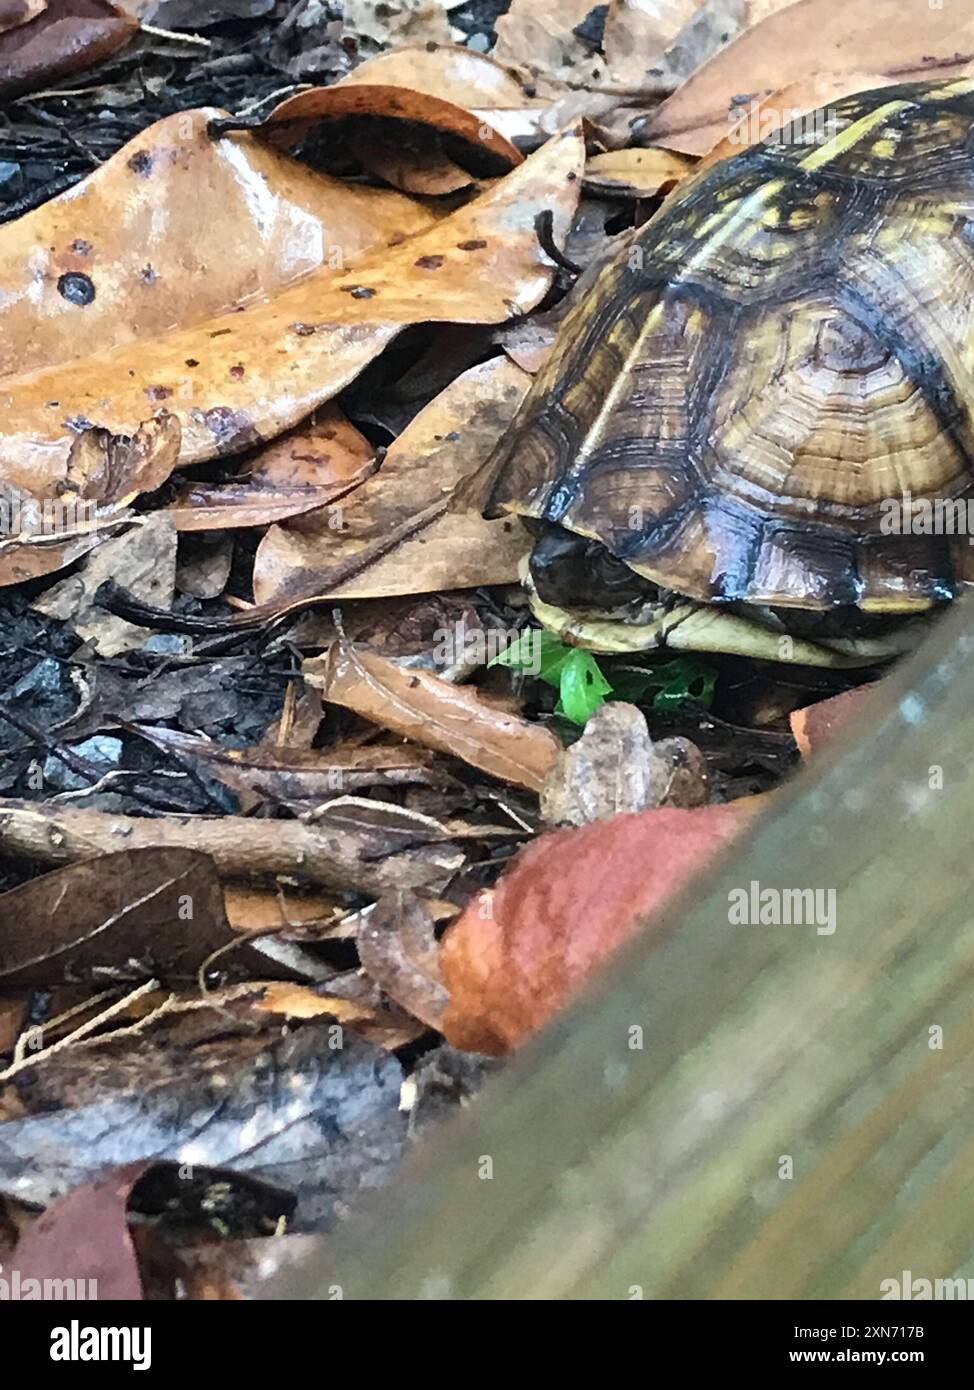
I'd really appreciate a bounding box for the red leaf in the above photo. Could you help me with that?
[790,684,879,760]
[441,800,765,1053]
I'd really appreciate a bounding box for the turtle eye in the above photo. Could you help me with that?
[529,526,655,609]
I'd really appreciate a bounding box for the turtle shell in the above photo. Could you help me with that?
[484,77,974,613]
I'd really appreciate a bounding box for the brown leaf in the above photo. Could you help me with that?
[493,0,610,99]
[604,0,797,91]
[0,0,136,103]
[175,533,233,599]
[645,0,974,155]
[253,356,533,605]
[357,892,450,1031]
[340,42,530,108]
[441,798,767,1052]
[251,81,522,182]
[584,145,696,198]
[790,684,879,760]
[305,640,562,793]
[0,125,584,502]
[250,983,376,1025]
[64,411,181,507]
[0,529,108,589]
[699,71,913,167]
[222,884,341,936]
[167,407,376,532]
[0,847,255,989]
[133,724,452,810]
[12,1163,155,1301]
[0,108,441,382]
[0,1,46,36]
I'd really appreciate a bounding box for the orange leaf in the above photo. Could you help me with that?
[305,640,561,793]
[790,684,879,760]
[0,125,583,501]
[441,799,766,1052]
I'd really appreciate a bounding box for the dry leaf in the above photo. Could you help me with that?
[0,108,441,380]
[493,0,608,99]
[343,0,453,50]
[223,884,341,936]
[133,724,451,810]
[340,42,530,108]
[251,983,375,1024]
[33,511,176,656]
[305,640,562,793]
[0,0,135,103]
[175,533,233,599]
[645,0,974,155]
[540,702,709,827]
[0,847,258,988]
[441,798,767,1052]
[253,356,533,605]
[584,145,696,197]
[356,892,450,1031]
[0,125,584,502]
[605,0,798,90]
[12,1164,155,1302]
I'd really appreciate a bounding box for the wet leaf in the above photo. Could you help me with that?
[584,146,696,198]
[305,639,562,793]
[441,798,767,1052]
[0,108,441,381]
[248,78,522,191]
[0,125,584,502]
[253,356,533,605]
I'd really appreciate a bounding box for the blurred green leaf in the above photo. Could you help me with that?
[555,650,614,724]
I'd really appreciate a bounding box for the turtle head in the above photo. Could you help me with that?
[528,523,657,611]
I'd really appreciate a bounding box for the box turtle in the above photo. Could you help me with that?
[481,78,974,667]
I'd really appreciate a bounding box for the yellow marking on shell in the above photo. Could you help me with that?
[872,137,898,159]
[799,100,909,172]
[920,76,974,100]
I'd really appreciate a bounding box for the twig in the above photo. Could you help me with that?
[0,978,160,1083]
[0,799,461,896]
[140,23,211,47]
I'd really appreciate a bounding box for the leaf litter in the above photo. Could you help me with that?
[0,0,930,1296]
